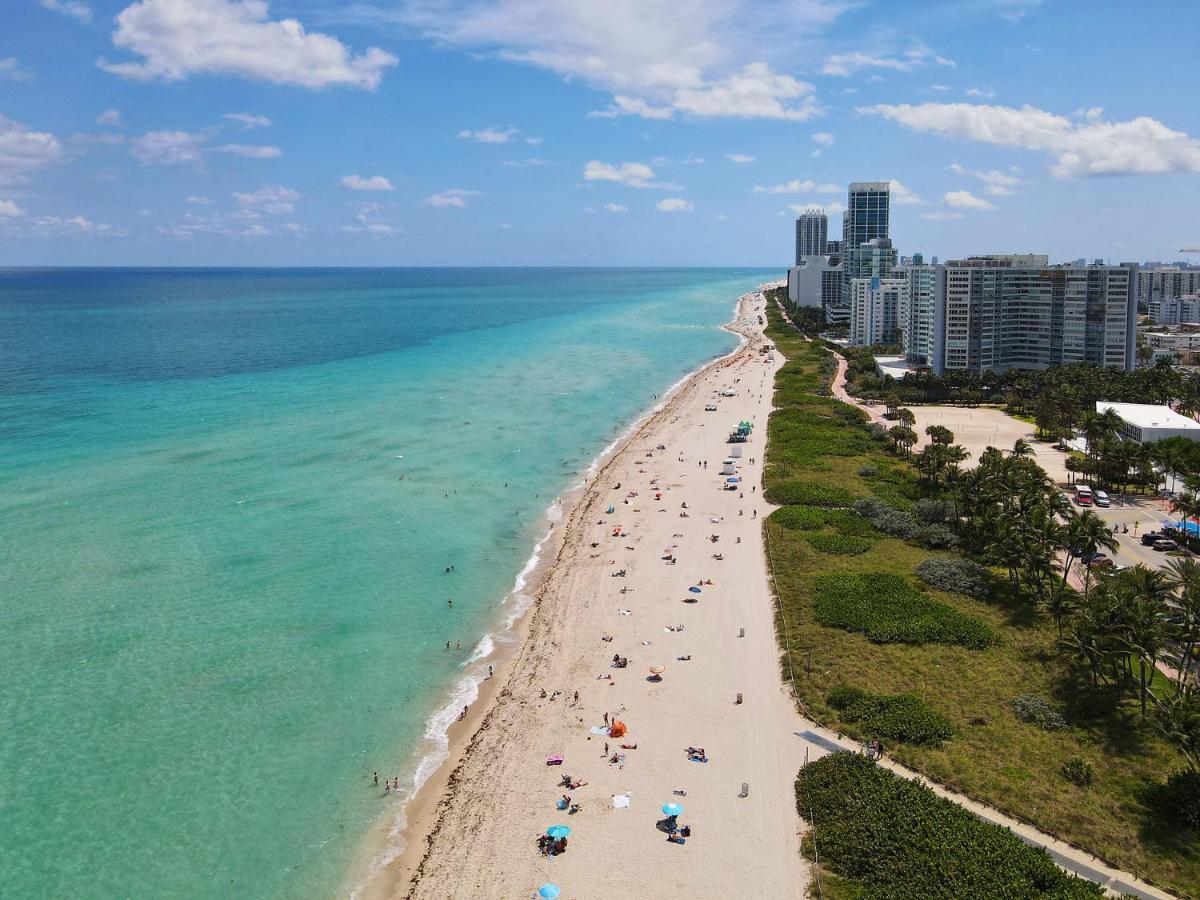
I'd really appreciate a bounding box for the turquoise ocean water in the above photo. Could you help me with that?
[0,268,773,899]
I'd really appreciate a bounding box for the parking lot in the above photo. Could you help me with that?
[1068,493,1187,572]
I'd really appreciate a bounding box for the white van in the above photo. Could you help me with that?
[1094,489,1111,508]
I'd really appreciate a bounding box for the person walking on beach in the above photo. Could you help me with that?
[489,665,494,678]
[604,711,609,726]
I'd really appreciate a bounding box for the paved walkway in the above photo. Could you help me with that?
[774,308,1177,899]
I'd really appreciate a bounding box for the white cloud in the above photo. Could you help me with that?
[862,101,1200,177]
[0,116,65,185]
[392,0,844,121]
[501,158,551,168]
[39,0,92,23]
[590,95,675,120]
[185,195,214,204]
[96,108,123,128]
[672,63,820,121]
[233,184,300,214]
[424,189,480,208]
[0,199,26,217]
[948,161,1021,195]
[943,189,994,210]
[921,210,963,220]
[965,87,994,99]
[887,179,922,205]
[131,130,206,165]
[216,143,282,158]
[458,125,542,144]
[342,201,399,237]
[930,83,951,92]
[752,179,841,195]
[811,132,835,146]
[822,46,954,77]
[99,0,397,90]
[340,174,394,191]
[223,112,272,129]
[726,154,755,164]
[22,215,124,237]
[0,58,35,82]
[657,197,692,212]
[603,202,629,213]
[583,160,682,190]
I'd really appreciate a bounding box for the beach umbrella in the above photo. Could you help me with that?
[688,586,702,594]
[662,802,685,817]
[546,825,571,839]
[538,885,561,899]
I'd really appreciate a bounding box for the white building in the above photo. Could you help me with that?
[787,255,844,322]
[901,259,946,373]
[1148,295,1200,326]
[850,275,909,346]
[1138,267,1200,306]
[1096,402,1200,443]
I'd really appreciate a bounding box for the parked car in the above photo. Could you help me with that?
[704,403,718,411]
[1094,490,1111,507]
[1087,556,1115,569]
[1141,531,1163,546]
[1153,539,1178,552]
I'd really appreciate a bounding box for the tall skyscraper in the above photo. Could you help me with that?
[844,182,890,250]
[850,275,908,346]
[794,209,828,263]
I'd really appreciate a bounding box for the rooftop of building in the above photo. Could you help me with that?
[1096,401,1200,431]
[876,355,915,380]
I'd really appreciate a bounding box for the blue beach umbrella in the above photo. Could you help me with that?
[538,885,561,899]
[662,802,684,817]
[688,586,702,594]
[546,824,571,839]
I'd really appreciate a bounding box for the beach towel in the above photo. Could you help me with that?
[546,755,564,766]
[612,794,631,809]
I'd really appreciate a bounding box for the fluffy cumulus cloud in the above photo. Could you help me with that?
[862,102,1200,177]
[811,132,835,146]
[0,115,65,185]
[0,199,26,217]
[39,0,92,23]
[942,189,994,210]
[423,189,480,208]
[99,0,398,90]
[223,112,272,129]
[394,0,843,121]
[603,202,628,213]
[583,160,682,190]
[887,179,922,205]
[341,174,394,191]
[726,154,755,164]
[752,179,841,195]
[822,46,954,77]
[215,143,282,158]
[131,130,206,165]
[657,197,692,212]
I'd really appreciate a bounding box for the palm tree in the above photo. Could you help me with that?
[1060,509,1117,599]
[1010,437,1034,459]
[1167,557,1200,683]
[925,424,953,445]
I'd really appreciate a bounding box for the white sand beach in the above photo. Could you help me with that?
[363,289,813,899]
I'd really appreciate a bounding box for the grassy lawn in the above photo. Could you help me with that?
[763,303,1200,897]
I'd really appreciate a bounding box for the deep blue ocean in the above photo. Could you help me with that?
[0,267,774,898]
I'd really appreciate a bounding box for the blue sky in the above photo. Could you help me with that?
[1,0,1198,266]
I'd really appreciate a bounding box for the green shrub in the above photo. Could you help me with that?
[795,754,1104,898]
[826,686,953,746]
[857,465,879,478]
[764,479,859,507]
[1061,757,1094,787]
[812,572,995,649]
[1011,694,1068,731]
[807,533,872,555]
[771,505,829,530]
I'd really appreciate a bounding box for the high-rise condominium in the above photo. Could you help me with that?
[794,210,828,263]
[940,256,1137,373]
[844,182,890,251]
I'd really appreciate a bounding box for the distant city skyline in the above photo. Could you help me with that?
[2,0,1200,266]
